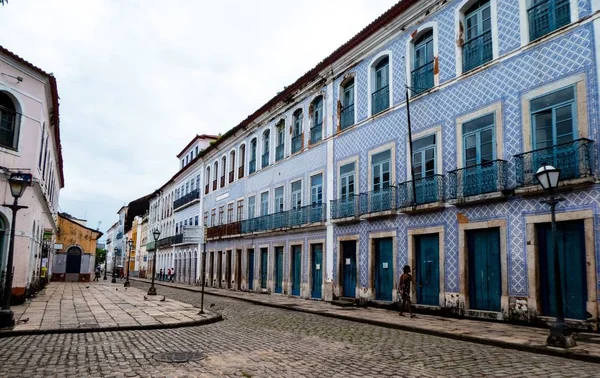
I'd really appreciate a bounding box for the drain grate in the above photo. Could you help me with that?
[153,351,206,363]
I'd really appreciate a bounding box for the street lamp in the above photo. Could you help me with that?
[124,238,133,287]
[148,228,161,296]
[111,247,118,283]
[535,165,575,348]
[0,172,32,329]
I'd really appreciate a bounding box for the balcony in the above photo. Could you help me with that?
[173,188,199,210]
[116,232,123,239]
[463,30,492,73]
[146,241,155,251]
[371,85,389,115]
[310,122,322,144]
[359,187,396,217]
[249,159,256,174]
[172,226,202,245]
[207,204,326,240]
[212,179,217,191]
[229,170,234,183]
[411,61,434,95]
[330,195,360,222]
[276,144,284,162]
[205,184,209,195]
[528,0,570,41]
[514,138,595,194]
[448,160,508,204]
[156,236,174,248]
[340,104,354,130]
[220,175,225,188]
[262,152,269,168]
[238,165,245,179]
[292,133,303,154]
[397,174,445,212]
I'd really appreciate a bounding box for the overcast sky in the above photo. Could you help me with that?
[1,0,396,239]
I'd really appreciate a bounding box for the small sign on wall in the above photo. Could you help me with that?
[382,262,388,269]
[345,258,351,265]
[316,264,321,270]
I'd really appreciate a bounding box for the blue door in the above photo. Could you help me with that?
[275,247,283,294]
[416,234,439,306]
[538,220,587,320]
[341,240,357,298]
[217,251,223,288]
[311,244,323,299]
[467,228,501,311]
[247,249,254,290]
[260,248,268,289]
[375,238,393,301]
[291,245,301,296]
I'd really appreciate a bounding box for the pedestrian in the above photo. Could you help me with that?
[398,265,421,318]
[159,269,163,281]
[169,268,175,283]
[167,268,171,282]
[94,266,101,281]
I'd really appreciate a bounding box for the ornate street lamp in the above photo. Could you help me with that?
[0,172,32,329]
[535,165,575,348]
[124,238,133,287]
[148,228,161,296]
[111,246,118,283]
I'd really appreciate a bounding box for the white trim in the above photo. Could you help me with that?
[367,50,394,117]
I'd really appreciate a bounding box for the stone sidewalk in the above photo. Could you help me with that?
[132,277,600,363]
[0,280,220,337]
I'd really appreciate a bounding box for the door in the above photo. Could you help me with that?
[538,220,587,320]
[467,228,501,311]
[291,245,302,296]
[341,241,357,298]
[274,247,283,294]
[247,249,254,290]
[226,250,232,289]
[311,244,323,299]
[217,252,223,288]
[209,252,214,286]
[415,234,440,306]
[374,238,393,301]
[236,250,242,290]
[66,247,82,281]
[260,248,268,289]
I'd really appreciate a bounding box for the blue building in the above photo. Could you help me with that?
[142,0,600,329]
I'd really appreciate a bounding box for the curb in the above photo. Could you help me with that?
[131,278,600,364]
[0,312,222,339]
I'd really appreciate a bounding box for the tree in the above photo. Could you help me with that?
[96,248,107,266]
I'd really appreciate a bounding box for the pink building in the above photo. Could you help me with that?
[0,45,64,303]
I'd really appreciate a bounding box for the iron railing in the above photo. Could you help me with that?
[292,133,303,154]
[528,0,570,41]
[173,188,199,210]
[116,232,123,239]
[229,171,234,183]
[212,179,217,191]
[448,160,507,199]
[310,122,322,144]
[238,165,245,179]
[340,104,354,130]
[172,233,184,244]
[249,159,256,174]
[220,175,225,188]
[173,226,202,244]
[262,152,270,168]
[514,138,595,187]
[463,30,492,73]
[411,61,434,95]
[146,241,156,252]
[330,195,360,219]
[371,85,390,115]
[398,174,445,207]
[205,184,209,195]
[359,186,397,215]
[157,236,174,248]
[276,144,284,161]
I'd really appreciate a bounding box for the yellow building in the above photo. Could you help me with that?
[52,213,103,282]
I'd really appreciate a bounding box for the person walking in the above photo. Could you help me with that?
[398,265,421,318]
[159,268,163,281]
[94,266,101,281]
[167,268,171,282]
[169,267,176,283]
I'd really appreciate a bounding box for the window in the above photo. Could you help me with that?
[229,150,236,182]
[463,0,492,72]
[227,203,234,223]
[413,135,437,178]
[191,150,194,160]
[372,57,390,115]
[176,224,179,234]
[195,216,199,226]
[211,209,216,226]
[291,180,302,209]
[292,110,303,154]
[528,0,570,41]
[213,161,218,189]
[276,121,285,161]
[531,86,575,149]
[185,182,189,194]
[463,114,495,167]
[340,79,355,130]
[311,97,323,144]
[340,162,355,198]
[189,217,193,225]
[239,144,246,179]
[310,174,323,205]
[190,179,195,191]
[205,167,211,193]
[195,145,199,155]
[237,199,244,221]
[204,211,208,226]
[249,138,257,174]
[0,92,19,150]
[181,159,184,169]
[248,196,256,219]
[274,187,284,212]
[184,219,188,226]
[221,156,226,187]
[371,150,391,191]
[196,175,200,191]
[260,192,269,216]
[218,206,224,225]
[262,130,270,168]
[38,123,45,168]
[412,30,434,95]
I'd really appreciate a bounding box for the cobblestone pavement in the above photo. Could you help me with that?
[0,281,597,377]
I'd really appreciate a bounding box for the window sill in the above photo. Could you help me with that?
[0,145,20,157]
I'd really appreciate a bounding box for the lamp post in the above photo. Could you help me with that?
[124,238,133,287]
[111,246,118,283]
[148,228,161,296]
[535,165,575,348]
[0,172,32,328]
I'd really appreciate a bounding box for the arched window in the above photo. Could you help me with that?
[249,138,257,174]
[275,120,285,162]
[205,166,210,194]
[310,96,323,144]
[229,150,236,183]
[238,144,246,178]
[291,109,303,154]
[220,156,226,188]
[462,0,492,72]
[340,78,355,130]
[412,30,434,94]
[213,161,218,190]
[262,129,270,168]
[0,92,20,150]
[371,56,390,115]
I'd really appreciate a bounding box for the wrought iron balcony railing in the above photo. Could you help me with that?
[249,159,256,174]
[212,179,217,191]
[146,241,156,252]
[229,171,234,183]
[172,233,184,244]
[173,188,199,210]
[331,195,360,219]
[310,122,322,144]
[238,165,245,179]
[528,0,570,41]
[276,144,284,161]
[157,236,174,248]
[262,152,270,168]
[292,133,303,154]
[359,186,397,215]
[514,138,595,187]
[205,184,209,195]
[371,85,390,115]
[340,104,354,130]
[448,160,507,199]
[220,175,225,188]
[116,232,123,239]
[411,61,434,95]
[172,226,201,245]
[397,174,445,208]
[463,30,492,73]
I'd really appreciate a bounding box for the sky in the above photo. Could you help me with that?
[0,0,397,239]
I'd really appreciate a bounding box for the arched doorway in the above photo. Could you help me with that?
[66,246,83,281]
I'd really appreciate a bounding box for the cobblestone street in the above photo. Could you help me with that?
[0,281,597,377]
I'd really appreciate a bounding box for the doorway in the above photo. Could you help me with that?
[274,247,283,294]
[374,238,393,301]
[310,244,323,299]
[260,248,268,289]
[291,245,302,296]
[209,252,214,286]
[217,251,223,288]
[247,249,255,290]
[226,250,232,289]
[466,228,501,311]
[340,240,357,298]
[415,234,439,306]
[236,249,242,290]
